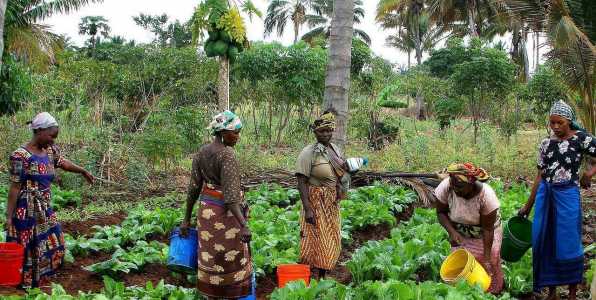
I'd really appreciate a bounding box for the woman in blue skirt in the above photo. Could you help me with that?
[519,100,596,300]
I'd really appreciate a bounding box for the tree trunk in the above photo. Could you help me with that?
[535,32,540,71]
[414,24,425,120]
[522,32,530,82]
[0,0,7,68]
[218,56,230,111]
[467,0,479,38]
[407,50,411,69]
[323,0,354,149]
[293,21,299,44]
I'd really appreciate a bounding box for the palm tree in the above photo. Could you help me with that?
[378,5,446,65]
[385,29,415,68]
[3,0,103,69]
[264,0,311,43]
[301,0,370,45]
[498,0,596,133]
[427,0,504,38]
[78,16,110,50]
[377,0,430,119]
[324,0,354,148]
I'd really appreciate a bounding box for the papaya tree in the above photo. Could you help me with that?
[191,0,261,111]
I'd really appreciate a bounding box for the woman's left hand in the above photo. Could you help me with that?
[82,171,95,184]
[580,172,592,189]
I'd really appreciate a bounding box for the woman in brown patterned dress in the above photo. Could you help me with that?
[180,111,251,299]
[295,111,348,279]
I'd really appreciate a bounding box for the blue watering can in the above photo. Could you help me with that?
[167,227,198,274]
[167,227,256,299]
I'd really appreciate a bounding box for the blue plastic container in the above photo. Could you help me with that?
[167,227,198,274]
[239,271,256,300]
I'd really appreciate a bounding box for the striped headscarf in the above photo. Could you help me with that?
[312,111,336,131]
[207,110,243,136]
[445,163,490,183]
[549,100,584,131]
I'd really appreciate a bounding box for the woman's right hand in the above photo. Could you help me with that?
[179,219,190,237]
[4,218,12,231]
[304,209,316,225]
[448,231,464,246]
[518,204,531,218]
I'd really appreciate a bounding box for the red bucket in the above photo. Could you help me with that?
[0,243,24,286]
[277,264,310,288]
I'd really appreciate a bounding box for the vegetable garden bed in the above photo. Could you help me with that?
[1,182,594,299]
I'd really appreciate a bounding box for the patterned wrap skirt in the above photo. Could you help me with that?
[451,224,504,294]
[196,188,252,299]
[300,185,341,271]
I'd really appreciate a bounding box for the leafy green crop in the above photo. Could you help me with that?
[503,251,533,295]
[248,184,419,276]
[245,183,299,207]
[341,184,417,240]
[347,208,450,284]
[270,279,515,300]
[84,240,167,276]
[3,276,201,299]
[51,187,83,209]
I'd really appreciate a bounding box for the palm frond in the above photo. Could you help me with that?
[300,26,326,42]
[6,23,64,70]
[24,0,104,23]
[304,14,327,28]
[264,0,292,37]
[354,28,371,45]
[241,0,262,21]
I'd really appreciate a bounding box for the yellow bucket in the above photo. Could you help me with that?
[440,249,491,292]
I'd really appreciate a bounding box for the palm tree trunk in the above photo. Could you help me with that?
[407,50,411,69]
[218,56,230,111]
[535,32,540,71]
[294,21,299,44]
[467,0,479,38]
[0,0,7,68]
[414,20,425,120]
[324,0,355,149]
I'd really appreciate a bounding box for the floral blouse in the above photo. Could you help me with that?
[537,131,596,185]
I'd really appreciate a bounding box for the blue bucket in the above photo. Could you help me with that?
[167,227,198,274]
[238,271,256,300]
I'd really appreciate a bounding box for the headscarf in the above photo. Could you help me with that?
[28,112,58,130]
[207,110,243,136]
[311,111,336,131]
[549,100,584,131]
[445,162,490,183]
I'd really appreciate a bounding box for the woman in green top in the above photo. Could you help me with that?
[295,111,348,279]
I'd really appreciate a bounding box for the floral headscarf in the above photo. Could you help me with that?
[207,110,243,136]
[445,162,490,183]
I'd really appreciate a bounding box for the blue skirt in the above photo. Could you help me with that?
[532,181,584,291]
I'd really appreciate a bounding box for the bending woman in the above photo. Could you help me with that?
[434,163,504,294]
[519,100,596,300]
[295,111,349,279]
[181,111,252,299]
[5,112,94,288]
